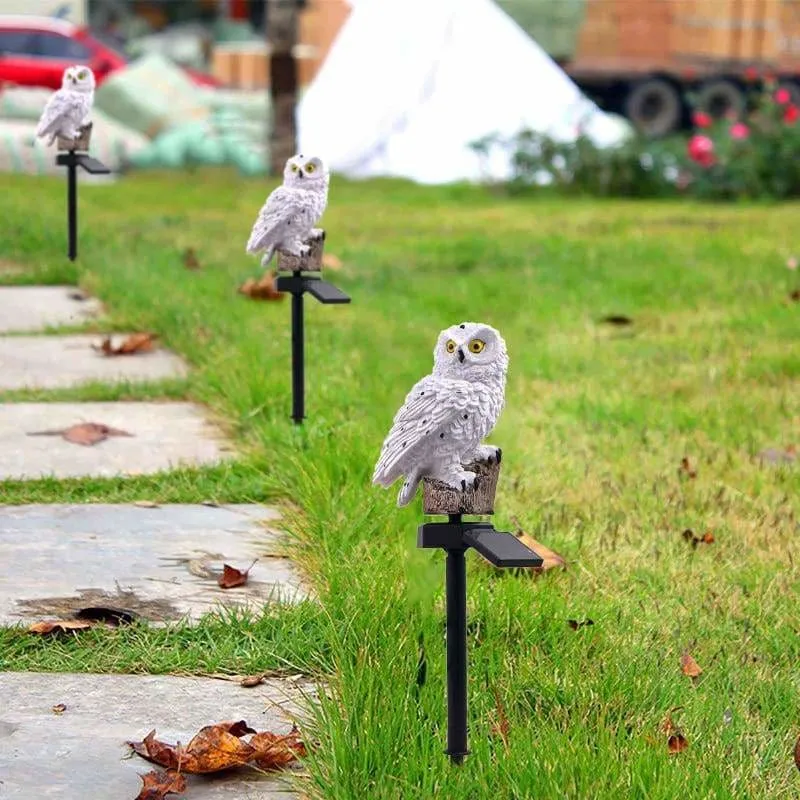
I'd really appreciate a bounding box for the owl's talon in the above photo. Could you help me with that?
[461,479,466,491]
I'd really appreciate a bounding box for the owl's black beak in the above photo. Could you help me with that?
[457,347,465,363]
[297,171,304,179]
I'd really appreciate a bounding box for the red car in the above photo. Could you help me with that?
[0,15,219,90]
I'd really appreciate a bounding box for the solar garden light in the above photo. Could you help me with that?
[274,229,351,424]
[55,124,111,261]
[417,459,543,764]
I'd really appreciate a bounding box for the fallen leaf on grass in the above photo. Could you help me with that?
[600,314,633,326]
[52,703,67,714]
[567,619,595,630]
[27,422,133,447]
[135,769,186,799]
[787,256,798,271]
[679,456,697,479]
[321,253,342,270]
[663,708,688,755]
[182,247,200,270]
[515,531,566,573]
[238,273,284,301]
[94,332,158,356]
[681,650,703,678]
[790,289,800,302]
[240,674,265,688]
[128,721,303,774]
[218,559,258,589]
[682,528,714,548]
[28,619,94,635]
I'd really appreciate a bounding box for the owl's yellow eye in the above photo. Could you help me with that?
[445,340,457,354]
[77,70,88,80]
[290,163,299,172]
[468,339,485,354]
[305,163,316,174]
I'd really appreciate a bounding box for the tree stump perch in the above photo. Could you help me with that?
[423,459,501,516]
[276,228,326,273]
[57,123,92,153]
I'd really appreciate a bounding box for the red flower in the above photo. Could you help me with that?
[729,122,750,139]
[687,134,715,167]
[784,104,800,124]
[692,110,712,129]
[743,66,759,82]
[775,87,791,105]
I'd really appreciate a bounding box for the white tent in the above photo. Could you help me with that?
[298,0,630,185]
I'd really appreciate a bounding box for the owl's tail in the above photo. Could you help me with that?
[397,469,422,507]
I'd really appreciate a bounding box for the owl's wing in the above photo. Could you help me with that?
[35,90,77,137]
[372,375,471,486]
[245,186,304,253]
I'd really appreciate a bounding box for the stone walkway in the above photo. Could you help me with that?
[0,672,309,799]
[0,286,308,798]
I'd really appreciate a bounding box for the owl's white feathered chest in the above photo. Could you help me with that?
[289,186,327,230]
[436,379,504,459]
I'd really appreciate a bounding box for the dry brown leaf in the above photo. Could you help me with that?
[240,674,265,688]
[28,619,94,635]
[27,422,133,447]
[129,722,305,775]
[135,769,187,799]
[679,456,697,479]
[218,559,258,589]
[249,726,306,770]
[790,289,800,302]
[515,531,566,572]
[321,253,342,270]
[662,708,688,754]
[52,703,67,714]
[567,619,595,630]
[238,272,284,301]
[682,529,714,548]
[668,732,688,754]
[681,651,703,678]
[182,247,200,270]
[794,734,800,772]
[94,332,158,357]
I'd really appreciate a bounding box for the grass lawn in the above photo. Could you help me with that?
[0,169,799,799]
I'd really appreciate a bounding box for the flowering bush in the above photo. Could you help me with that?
[683,84,800,199]
[474,84,800,200]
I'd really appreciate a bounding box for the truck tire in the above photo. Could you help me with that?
[695,79,745,120]
[624,78,682,137]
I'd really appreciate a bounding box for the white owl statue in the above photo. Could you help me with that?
[35,65,95,147]
[373,322,509,508]
[246,154,329,267]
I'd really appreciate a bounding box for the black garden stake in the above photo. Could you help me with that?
[274,229,350,423]
[417,459,543,764]
[54,124,111,261]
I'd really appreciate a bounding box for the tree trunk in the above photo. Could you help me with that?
[267,0,299,174]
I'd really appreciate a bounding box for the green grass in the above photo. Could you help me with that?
[1,169,799,798]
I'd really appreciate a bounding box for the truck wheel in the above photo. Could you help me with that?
[624,78,682,137]
[695,79,745,120]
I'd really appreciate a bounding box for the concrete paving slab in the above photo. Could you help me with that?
[0,504,307,624]
[0,286,102,333]
[0,335,187,391]
[0,672,309,799]
[0,402,232,480]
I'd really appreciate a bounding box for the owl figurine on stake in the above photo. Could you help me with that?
[373,322,508,507]
[35,65,95,147]
[246,154,329,267]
